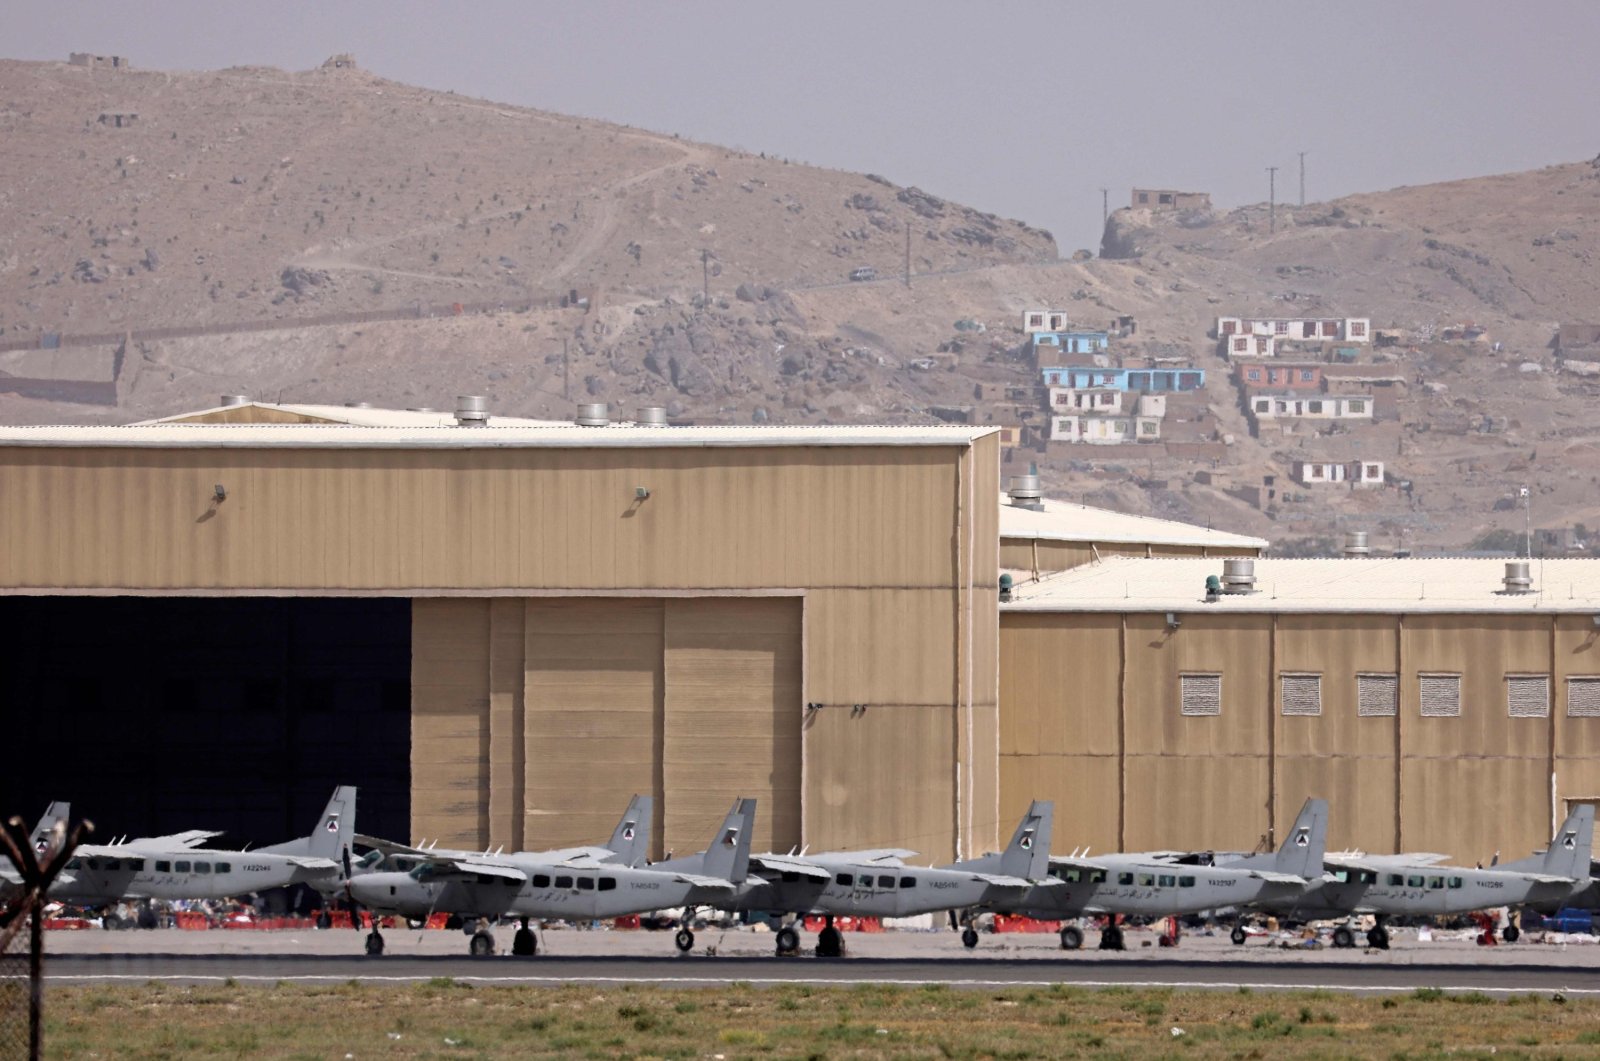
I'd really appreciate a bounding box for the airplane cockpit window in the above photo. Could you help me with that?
[1357,871,1377,885]
[781,872,801,883]
[532,874,551,888]
[65,858,82,870]
[392,857,413,872]
[102,859,120,871]
[175,861,191,873]
[410,865,434,881]
[1089,870,1107,884]
[877,875,895,888]
[577,878,595,891]
[1178,876,1195,888]
[555,876,574,889]
[214,862,229,873]
[194,862,211,874]
[599,878,617,891]
[1427,876,1444,889]
[1117,873,1134,886]
[475,874,499,885]
[1158,875,1175,888]
[835,873,853,886]
[899,876,915,889]
[1447,877,1463,889]
[154,860,169,873]
[1063,869,1082,883]
[87,858,100,871]
[1331,870,1350,883]
[357,850,384,869]
[1406,875,1425,888]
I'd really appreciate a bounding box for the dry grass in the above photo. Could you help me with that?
[41,979,1600,1059]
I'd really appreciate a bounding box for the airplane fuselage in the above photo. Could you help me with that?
[50,850,333,905]
[1258,868,1584,921]
[729,863,1008,919]
[349,865,726,922]
[1002,863,1308,920]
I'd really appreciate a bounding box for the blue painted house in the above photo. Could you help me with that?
[1041,366,1205,392]
[1032,330,1110,355]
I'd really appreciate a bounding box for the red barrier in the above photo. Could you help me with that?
[613,915,641,930]
[175,912,209,930]
[801,916,883,933]
[43,918,93,931]
[993,915,1062,934]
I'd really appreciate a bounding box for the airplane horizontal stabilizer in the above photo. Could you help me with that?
[1248,870,1308,885]
[279,856,339,872]
[750,855,830,880]
[673,873,736,889]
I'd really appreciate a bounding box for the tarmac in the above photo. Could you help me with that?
[41,922,1600,994]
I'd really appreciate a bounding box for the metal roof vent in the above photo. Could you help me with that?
[344,401,373,409]
[637,406,668,427]
[576,402,610,427]
[220,394,250,407]
[1343,531,1370,557]
[1221,557,1257,594]
[1503,560,1534,595]
[405,407,437,413]
[1007,473,1044,512]
[454,395,489,427]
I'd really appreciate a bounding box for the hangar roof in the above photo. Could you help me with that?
[997,494,1268,550]
[0,418,996,450]
[135,402,573,428]
[1004,555,1600,614]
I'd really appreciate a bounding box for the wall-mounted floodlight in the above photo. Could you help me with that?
[1592,614,1600,628]
[1166,612,1181,629]
[213,484,227,503]
[635,487,651,500]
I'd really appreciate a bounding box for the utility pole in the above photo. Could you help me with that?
[1298,151,1307,207]
[1100,187,1109,230]
[1267,166,1278,233]
[701,249,709,306]
[904,221,911,288]
[1521,485,1532,558]
[562,338,570,401]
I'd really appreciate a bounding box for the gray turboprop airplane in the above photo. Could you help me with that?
[20,787,357,908]
[1235,803,1596,949]
[693,800,1055,956]
[346,798,756,956]
[993,798,1329,950]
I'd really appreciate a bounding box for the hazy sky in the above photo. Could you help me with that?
[12,1,1600,252]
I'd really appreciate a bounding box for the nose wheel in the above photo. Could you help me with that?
[469,930,495,957]
[1230,924,1247,946]
[960,926,980,949]
[674,927,695,953]
[512,918,538,957]
[1332,925,1356,949]
[364,929,384,956]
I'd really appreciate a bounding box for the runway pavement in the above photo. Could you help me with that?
[41,923,1600,994]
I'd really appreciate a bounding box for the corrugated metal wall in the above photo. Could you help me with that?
[1000,609,1600,860]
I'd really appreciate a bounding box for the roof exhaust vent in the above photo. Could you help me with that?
[405,407,437,413]
[454,395,489,427]
[1343,531,1370,557]
[1007,472,1044,512]
[1503,560,1534,595]
[637,406,668,427]
[344,401,373,409]
[576,402,610,427]
[1221,557,1257,594]
[220,394,250,407]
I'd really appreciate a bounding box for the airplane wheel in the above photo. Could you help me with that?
[1100,925,1124,951]
[469,931,495,957]
[1367,926,1389,950]
[512,927,538,956]
[1503,925,1520,944]
[1332,926,1355,949]
[674,928,695,953]
[364,931,385,956]
[775,927,800,954]
[1230,925,1247,946]
[961,927,980,949]
[1059,926,1084,951]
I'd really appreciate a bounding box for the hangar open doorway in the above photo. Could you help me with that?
[0,597,410,847]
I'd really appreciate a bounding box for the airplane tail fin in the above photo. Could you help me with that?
[1541,804,1594,879]
[29,801,70,857]
[608,794,652,867]
[305,786,357,862]
[1272,798,1328,879]
[996,800,1053,879]
[696,799,755,884]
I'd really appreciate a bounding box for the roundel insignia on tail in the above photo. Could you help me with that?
[325,814,340,833]
[622,826,635,841]
[1565,834,1577,850]
[1295,830,1310,847]
[1019,833,1034,850]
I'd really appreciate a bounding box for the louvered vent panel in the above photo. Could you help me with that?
[1281,674,1322,716]
[1419,674,1461,717]
[1180,673,1222,717]
[1507,675,1550,718]
[1358,674,1398,717]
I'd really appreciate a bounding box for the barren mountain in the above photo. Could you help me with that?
[3,54,1599,551]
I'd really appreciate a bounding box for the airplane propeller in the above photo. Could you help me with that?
[341,845,364,932]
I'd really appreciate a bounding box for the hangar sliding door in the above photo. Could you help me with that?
[662,597,803,858]
[523,599,665,855]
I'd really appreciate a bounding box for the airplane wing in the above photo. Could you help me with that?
[672,873,737,889]
[967,873,1040,888]
[428,859,529,883]
[279,856,340,872]
[1046,855,1110,872]
[354,834,431,856]
[806,849,917,864]
[749,855,830,880]
[1246,870,1309,885]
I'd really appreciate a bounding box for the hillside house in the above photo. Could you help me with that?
[1032,330,1110,356]
[1216,317,1371,344]
[1555,323,1600,362]
[1131,189,1211,211]
[1224,334,1277,359]
[1022,310,1072,334]
[1049,387,1123,414]
[1236,363,1324,391]
[1292,460,1385,487]
[1051,413,1162,444]
[1041,366,1204,393]
[69,53,129,68]
[1248,393,1373,433]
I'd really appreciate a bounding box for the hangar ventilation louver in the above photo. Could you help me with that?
[1357,674,1398,717]
[1419,674,1462,717]
[1506,675,1551,718]
[1179,673,1222,716]
[1568,677,1600,718]
[1280,674,1322,716]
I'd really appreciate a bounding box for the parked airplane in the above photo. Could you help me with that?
[1239,804,1596,948]
[39,787,356,907]
[698,800,1054,956]
[345,798,755,956]
[998,798,1329,950]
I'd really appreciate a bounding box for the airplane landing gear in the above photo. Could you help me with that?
[1503,912,1521,943]
[674,927,695,953]
[1230,924,1247,946]
[364,929,385,956]
[960,920,980,949]
[1332,925,1356,949]
[815,914,845,958]
[1059,925,1084,950]
[469,929,495,957]
[1366,917,1390,950]
[1098,919,1125,951]
[775,924,801,956]
[512,917,537,957]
